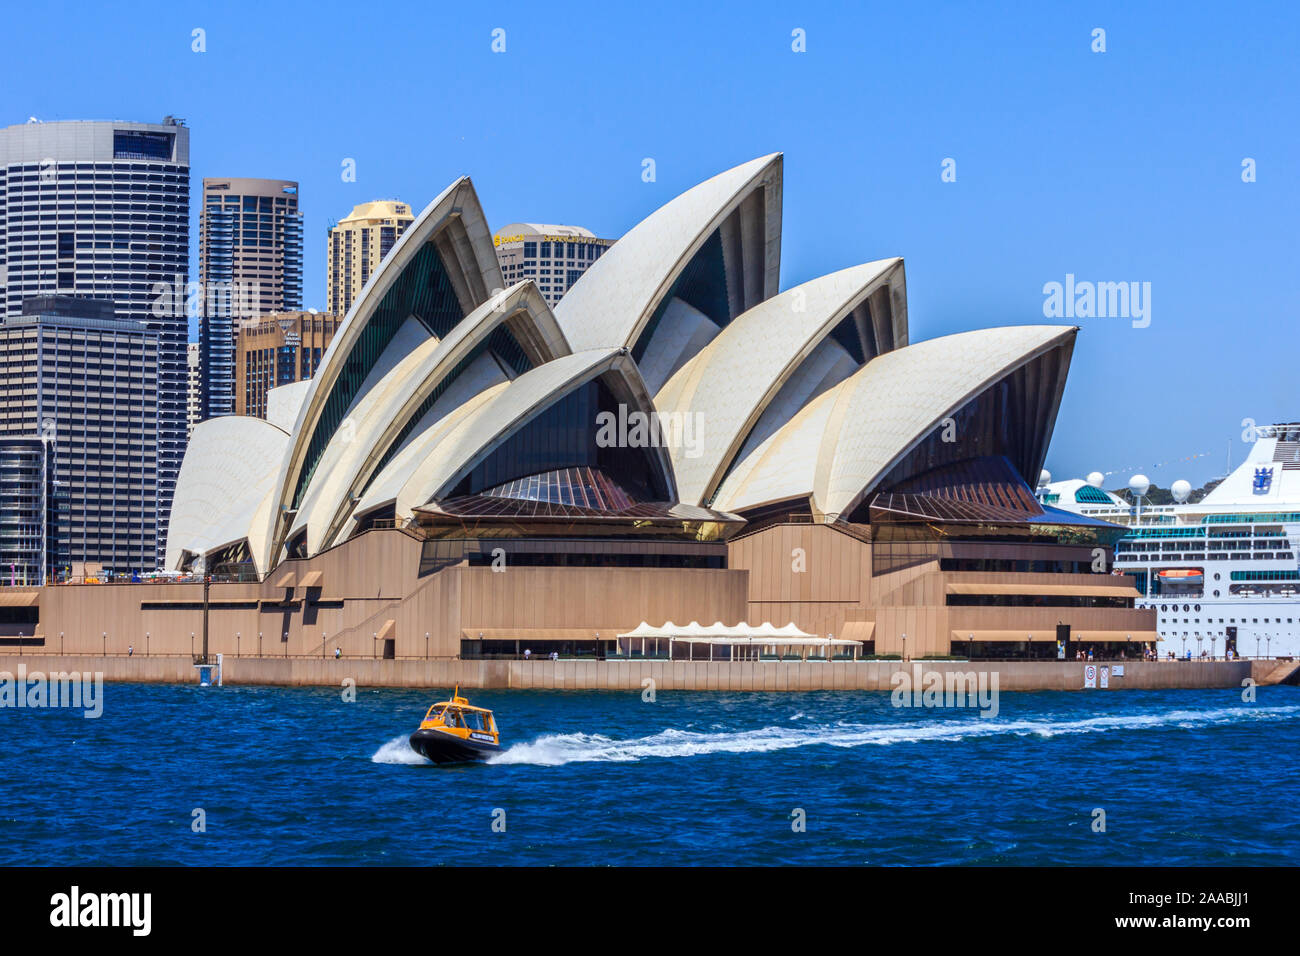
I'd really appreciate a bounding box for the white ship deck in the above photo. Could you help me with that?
[1040,424,1300,658]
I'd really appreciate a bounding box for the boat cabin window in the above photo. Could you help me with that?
[429,704,493,733]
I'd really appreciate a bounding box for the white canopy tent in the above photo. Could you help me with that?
[616,621,864,661]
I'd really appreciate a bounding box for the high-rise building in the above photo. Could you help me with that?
[493,223,613,307]
[0,437,49,586]
[0,296,160,576]
[327,200,413,316]
[186,342,200,437]
[235,310,341,419]
[0,117,189,567]
[198,177,303,420]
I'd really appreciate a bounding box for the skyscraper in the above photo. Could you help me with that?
[0,437,48,586]
[327,200,413,316]
[198,177,303,420]
[0,296,160,576]
[187,342,200,437]
[0,117,189,566]
[235,310,340,419]
[493,223,613,308]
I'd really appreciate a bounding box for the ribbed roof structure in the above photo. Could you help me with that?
[168,157,1078,573]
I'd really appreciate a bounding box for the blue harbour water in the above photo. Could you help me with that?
[2,681,1298,866]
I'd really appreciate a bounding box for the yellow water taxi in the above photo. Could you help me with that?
[408,687,501,764]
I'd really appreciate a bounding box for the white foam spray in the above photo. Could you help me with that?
[371,735,431,765]
[486,704,1300,767]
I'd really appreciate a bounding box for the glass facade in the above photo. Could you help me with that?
[199,179,303,419]
[0,121,190,567]
[0,309,160,575]
[633,228,732,364]
[449,379,668,503]
[0,439,48,584]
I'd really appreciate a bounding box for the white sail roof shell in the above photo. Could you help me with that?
[714,325,1077,517]
[655,258,904,505]
[555,154,782,353]
[164,415,289,574]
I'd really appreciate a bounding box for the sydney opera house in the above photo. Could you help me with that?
[33,154,1155,662]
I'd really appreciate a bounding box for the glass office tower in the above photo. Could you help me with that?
[0,117,190,566]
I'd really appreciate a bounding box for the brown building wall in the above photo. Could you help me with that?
[28,529,750,660]
[728,521,1158,658]
[25,521,1155,664]
[454,565,747,635]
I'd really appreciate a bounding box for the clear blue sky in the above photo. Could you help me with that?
[6,0,1297,487]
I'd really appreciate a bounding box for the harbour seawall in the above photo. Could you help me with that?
[0,655,1287,691]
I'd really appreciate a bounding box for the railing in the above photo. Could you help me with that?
[6,644,1289,663]
[39,569,261,586]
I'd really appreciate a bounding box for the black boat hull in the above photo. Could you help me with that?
[408,728,499,764]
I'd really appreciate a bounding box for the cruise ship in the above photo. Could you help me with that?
[1039,423,1300,660]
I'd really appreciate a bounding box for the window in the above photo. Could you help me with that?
[112,130,173,160]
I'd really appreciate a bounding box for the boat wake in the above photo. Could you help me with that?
[371,735,430,765]
[487,704,1300,767]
